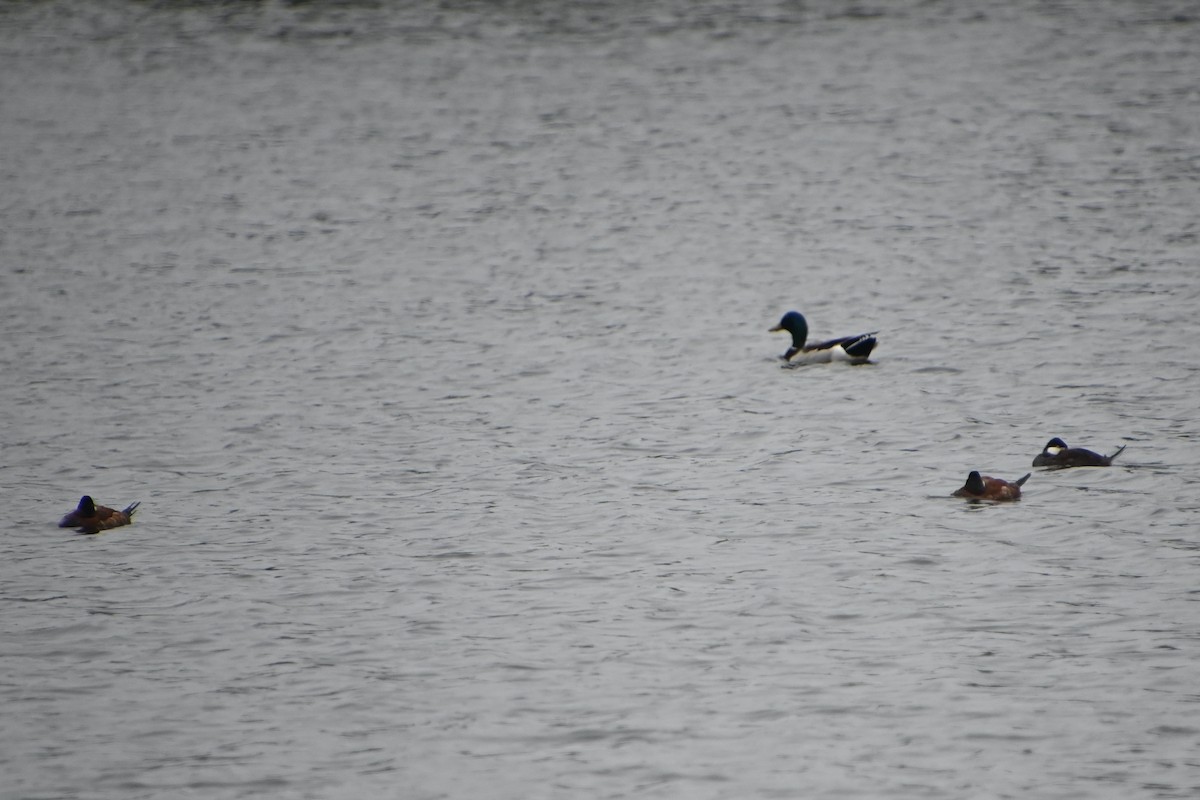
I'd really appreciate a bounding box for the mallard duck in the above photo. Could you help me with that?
[769,310,878,365]
[953,471,1029,502]
[59,495,140,534]
[1032,437,1125,468]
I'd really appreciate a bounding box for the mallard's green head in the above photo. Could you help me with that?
[769,311,808,349]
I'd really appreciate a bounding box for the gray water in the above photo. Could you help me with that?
[2,1,1199,798]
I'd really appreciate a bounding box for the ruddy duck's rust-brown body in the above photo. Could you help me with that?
[59,496,140,534]
[953,471,1029,502]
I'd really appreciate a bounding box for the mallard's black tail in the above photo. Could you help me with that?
[843,333,878,360]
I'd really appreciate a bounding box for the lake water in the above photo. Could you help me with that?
[2,1,1199,798]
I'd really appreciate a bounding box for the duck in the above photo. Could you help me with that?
[58,495,140,534]
[952,471,1030,502]
[769,310,878,365]
[1032,437,1125,468]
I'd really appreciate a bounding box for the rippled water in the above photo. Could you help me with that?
[3,1,1199,798]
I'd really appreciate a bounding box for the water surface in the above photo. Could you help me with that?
[2,2,1199,798]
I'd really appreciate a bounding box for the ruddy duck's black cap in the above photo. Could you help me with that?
[962,471,985,495]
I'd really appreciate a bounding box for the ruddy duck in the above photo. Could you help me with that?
[1032,438,1125,468]
[59,495,141,534]
[769,310,878,366]
[953,471,1030,502]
